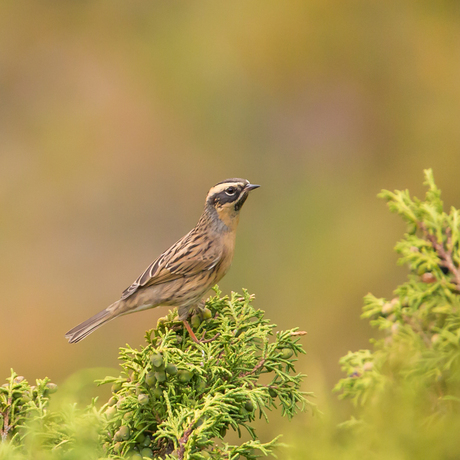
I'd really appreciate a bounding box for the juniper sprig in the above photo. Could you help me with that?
[98,288,313,459]
[0,370,57,444]
[335,169,460,412]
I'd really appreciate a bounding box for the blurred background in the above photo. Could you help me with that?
[2,0,460,452]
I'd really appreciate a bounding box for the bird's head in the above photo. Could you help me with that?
[205,178,260,230]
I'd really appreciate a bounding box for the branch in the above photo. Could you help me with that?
[418,223,460,290]
[239,358,266,378]
[1,396,12,442]
[176,421,195,460]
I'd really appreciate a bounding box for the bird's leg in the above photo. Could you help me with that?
[182,301,220,344]
[182,319,201,344]
[183,319,219,344]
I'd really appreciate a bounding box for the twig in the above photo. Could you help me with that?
[177,422,195,460]
[1,397,12,442]
[418,223,460,290]
[199,331,221,343]
[239,358,266,378]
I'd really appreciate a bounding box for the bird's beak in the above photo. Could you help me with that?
[245,183,260,192]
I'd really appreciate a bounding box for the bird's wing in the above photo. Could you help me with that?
[120,230,221,300]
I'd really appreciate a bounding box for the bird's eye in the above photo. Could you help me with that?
[225,186,236,196]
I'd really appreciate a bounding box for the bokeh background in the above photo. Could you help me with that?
[2,0,460,452]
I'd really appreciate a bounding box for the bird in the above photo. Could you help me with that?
[65,178,260,344]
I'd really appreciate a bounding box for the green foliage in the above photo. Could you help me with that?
[98,288,313,459]
[0,289,311,459]
[0,370,56,444]
[278,170,460,460]
[0,370,102,460]
[283,169,460,460]
[335,168,460,415]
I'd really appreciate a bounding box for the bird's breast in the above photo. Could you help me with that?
[213,231,237,281]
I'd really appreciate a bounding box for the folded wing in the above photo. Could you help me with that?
[120,230,221,300]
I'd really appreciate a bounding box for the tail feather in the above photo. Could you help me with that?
[65,304,118,344]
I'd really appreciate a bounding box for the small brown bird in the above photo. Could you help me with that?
[65,178,259,344]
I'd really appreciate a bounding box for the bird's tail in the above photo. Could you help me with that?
[65,301,121,344]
